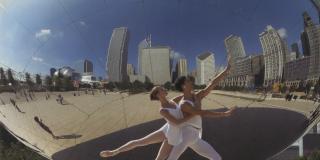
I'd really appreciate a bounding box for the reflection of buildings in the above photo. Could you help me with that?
[311,0,320,22]
[259,25,286,86]
[127,64,135,75]
[106,27,129,82]
[176,58,188,77]
[138,35,152,75]
[302,12,320,81]
[291,43,301,59]
[219,55,264,88]
[83,59,93,75]
[284,56,310,86]
[196,52,215,85]
[50,68,56,77]
[140,46,171,85]
[224,35,246,75]
[54,66,81,81]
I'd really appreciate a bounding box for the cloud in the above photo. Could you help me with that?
[35,29,51,41]
[170,50,184,60]
[0,3,4,10]
[277,28,288,39]
[79,21,86,26]
[32,56,44,62]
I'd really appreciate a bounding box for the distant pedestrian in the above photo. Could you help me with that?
[34,116,57,139]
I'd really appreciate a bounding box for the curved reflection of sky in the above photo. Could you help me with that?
[0,0,317,77]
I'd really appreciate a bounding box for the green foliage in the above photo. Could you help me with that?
[164,81,172,90]
[0,125,46,160]
[25,72,34,88]
[7,69,16,86]
[0,67,8,85]
[35,74,42,86]
[52,76,62,91]
[44,76,53,91]
[62,76,74,91]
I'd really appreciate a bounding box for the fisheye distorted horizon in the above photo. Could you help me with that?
[0,0,317,78]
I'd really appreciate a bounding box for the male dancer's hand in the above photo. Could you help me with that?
[225,106,237,116]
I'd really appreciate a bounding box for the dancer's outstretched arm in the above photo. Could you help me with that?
[171,95,184,104]
[100,129,166,158]
[197,57,231,100]
[160,109,193,126]
[180,102,236,118]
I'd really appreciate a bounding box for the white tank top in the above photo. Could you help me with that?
[179,99,202,129]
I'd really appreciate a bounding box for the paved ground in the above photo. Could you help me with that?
[0,90,319,160]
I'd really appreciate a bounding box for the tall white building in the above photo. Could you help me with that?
[127,64,135,75]
[176,58,188,77]
[140,46,171,85]
[106,27,129,82]
[259,25,286,86]
[138,35,151,75]
[196,52,215,85]
[224,35,246,75]
[302,12,320,81]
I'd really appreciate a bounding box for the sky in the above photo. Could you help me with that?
[0,0,318,78]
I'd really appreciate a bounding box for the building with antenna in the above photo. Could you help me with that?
[140,46,171,85]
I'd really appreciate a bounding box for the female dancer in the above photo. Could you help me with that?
[100,86,193,160]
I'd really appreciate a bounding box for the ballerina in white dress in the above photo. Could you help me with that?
[100,86,193,160]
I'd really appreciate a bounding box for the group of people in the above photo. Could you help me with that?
[99,57,235,160]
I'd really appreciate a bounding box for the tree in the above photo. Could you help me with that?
[25,72,34,88]
[0,67,8,85]
[44,76,53,90]
[52,76,62,91]
[105,82,116,91]
[35,74,42,86]
[7,69,16,86]
[144,77,154,91]
[62,76,74,91]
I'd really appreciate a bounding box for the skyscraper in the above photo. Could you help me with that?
[50,68,56,77]
[302,12,320,80]
[106,27,129,82]
[259,25,286,86]
[127,64,135,75]
[311,0,320,22]
[138,35,151,75]
[140,46,171,85]
[176,58,188,77]
[301,12,313,57]
[224,35,246,75]
[291,43,301,59]
[84,59,93,75]
[196,52,215,85]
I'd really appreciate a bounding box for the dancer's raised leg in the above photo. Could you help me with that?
[100,129,166,158]
[155,140,172,160]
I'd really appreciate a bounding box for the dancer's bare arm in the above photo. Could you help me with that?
[197,57,231,100]
[180,102,236,118]
[160,109,193,125]
[171,95,184,104]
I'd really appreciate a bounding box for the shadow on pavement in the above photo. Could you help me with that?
[52,107,308,160]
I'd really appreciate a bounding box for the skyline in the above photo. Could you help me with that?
[0,0,318,78]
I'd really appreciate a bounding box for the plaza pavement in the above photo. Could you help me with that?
[0,90,318,160]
